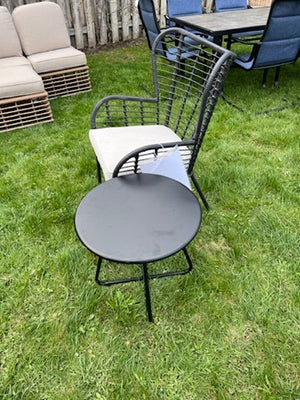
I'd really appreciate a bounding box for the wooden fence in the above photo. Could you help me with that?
[0,0,269,49]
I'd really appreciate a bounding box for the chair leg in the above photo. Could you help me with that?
[96,158,102,183]
[274,67,280,88]
[226,34,232,50]
[262,69,268,89]
[182,247,193,272]
[141,264,154,322]
[191,173,209,211]
[95,256,103,285]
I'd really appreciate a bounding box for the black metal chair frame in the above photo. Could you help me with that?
[90,28,235,210]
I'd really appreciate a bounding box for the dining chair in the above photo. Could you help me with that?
[12,2,91,99]
[89,28,235,210]
[137,0,200,54]
[215,0,264,49]
[233,0,300,87]
[0,6,53,133]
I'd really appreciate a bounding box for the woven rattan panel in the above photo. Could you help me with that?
[0,92,53,133]
[41,66,92,99]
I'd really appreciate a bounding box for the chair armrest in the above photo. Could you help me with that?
[231,36,262,46]
[112,140,194,178]
[164,14,170,26]
[91,95,158,129]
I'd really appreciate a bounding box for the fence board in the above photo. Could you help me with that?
[84,0,97,47]
[122,0,130,40]
[204,0,214,12]
[97,0,108,45]
[132,0,140,39]
[70,0,85,48]
[109,0,119,43]
[160,0,166,27]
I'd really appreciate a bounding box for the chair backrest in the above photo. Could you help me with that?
[167,0,202,18]
[152,29,235,173]
[215,0,248,12]
[12,2,70,56]
[253,0,300,68]
[138,0,161,49]
[0,6,23,58]
[166,0,202,28]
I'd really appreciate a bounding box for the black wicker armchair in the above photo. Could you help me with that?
[89,28,235,209]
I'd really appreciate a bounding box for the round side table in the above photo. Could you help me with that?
[75,173,202,322]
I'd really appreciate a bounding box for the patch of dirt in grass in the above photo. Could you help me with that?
[84,38,147,55]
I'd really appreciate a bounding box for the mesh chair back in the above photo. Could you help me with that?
[254,0,300,68]
[215,0,248,11]
[152,29,234,172]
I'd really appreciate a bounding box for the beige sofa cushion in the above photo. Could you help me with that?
[0,6,23,58]
[0,56,30,68]
[0,65,44,99]
[12,2,70,56]
[89,125,186,180]
[28,47,87,74]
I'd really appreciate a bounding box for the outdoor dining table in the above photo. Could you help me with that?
[169,7,270,45]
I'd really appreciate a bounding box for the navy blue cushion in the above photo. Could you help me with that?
[167,0,202,17]
[235,0,300,70]
[255,1,300,67]
[215,0,247,12]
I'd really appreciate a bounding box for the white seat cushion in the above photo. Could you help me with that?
[27,47,87,74]
[0,6,23,58]
[89,125,185,180]
[0,56,30,68]
[0,65,44,99]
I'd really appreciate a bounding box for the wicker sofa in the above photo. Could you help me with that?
[12,1,91,99]
[0,6,53,133]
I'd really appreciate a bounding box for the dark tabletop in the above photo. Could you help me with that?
[75,174,202,264]
[170,7,270,37]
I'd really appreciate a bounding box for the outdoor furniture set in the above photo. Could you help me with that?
[3,0,296,320]
[165,0,263,46]
[166,0,300,87]
[77,0,299,322]
[76,28,235,321]
[0,2,91,133]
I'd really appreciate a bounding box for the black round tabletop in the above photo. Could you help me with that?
[75,174,202,264]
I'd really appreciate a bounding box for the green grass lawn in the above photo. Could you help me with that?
[0,39,299,399]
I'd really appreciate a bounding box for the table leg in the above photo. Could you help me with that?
[141,264,154,323]
[95,257,102,285]
[213,35,223,46]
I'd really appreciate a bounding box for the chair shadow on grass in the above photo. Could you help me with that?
[221,62,300,115]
